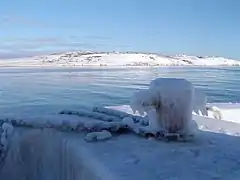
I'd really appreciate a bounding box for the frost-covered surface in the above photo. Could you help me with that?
[131,78,196,136]
[85,130,112,142]
[1,104,240,179]
[0,122,13,169]
[0,51,240,67]
[193,88,208,116]
[0,123,14,148]
[207,106,223,120]
[0,129,118,180]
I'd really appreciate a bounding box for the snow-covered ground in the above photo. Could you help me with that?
[0,51,240,67]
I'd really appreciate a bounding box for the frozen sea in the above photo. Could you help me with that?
[0,67,239,109]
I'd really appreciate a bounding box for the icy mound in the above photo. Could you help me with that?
[131,78,198,138]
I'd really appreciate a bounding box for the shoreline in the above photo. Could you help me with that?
[0,51,239,69]
[0,63,239,69]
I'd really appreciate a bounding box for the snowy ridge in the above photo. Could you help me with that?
[0,51,240,67]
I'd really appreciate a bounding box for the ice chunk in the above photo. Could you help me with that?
[193,88,208,116]
[186,120,199,136]
[145,108,160,131]
[122,117,135,127]
[130,89,154,116]
[131,78,196,136]
[1,123,14,137]
[207,106,222,120]
[84,130,112,142]
[0,122,14,161]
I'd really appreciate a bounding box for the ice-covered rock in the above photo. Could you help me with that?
[84,130,112,142]
[131,78,196,136]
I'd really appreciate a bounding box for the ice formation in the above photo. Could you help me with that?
[193,88,208,116]
[122,117,135,127]
[206,106,223,120]
[59,109,121,122]
[131,78,197,136]
[0,122,13,149]
[84,130,112,142]
[0,122,14,165]
[93,107,145,124]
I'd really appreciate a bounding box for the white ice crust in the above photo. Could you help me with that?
[193,88,208,116]
[0,123,13,150]
[85,130,112,142]
[131,78,196,135]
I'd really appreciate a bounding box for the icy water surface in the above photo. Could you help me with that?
[0,67,239,109]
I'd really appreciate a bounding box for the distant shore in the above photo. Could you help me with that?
[0,51,239,68]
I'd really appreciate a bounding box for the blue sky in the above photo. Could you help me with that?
[1,0,240,58]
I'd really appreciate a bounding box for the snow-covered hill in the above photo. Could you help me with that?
[1,51,240,67]
[175,54,240,66]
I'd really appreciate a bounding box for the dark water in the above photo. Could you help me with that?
[0,67,239,108]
